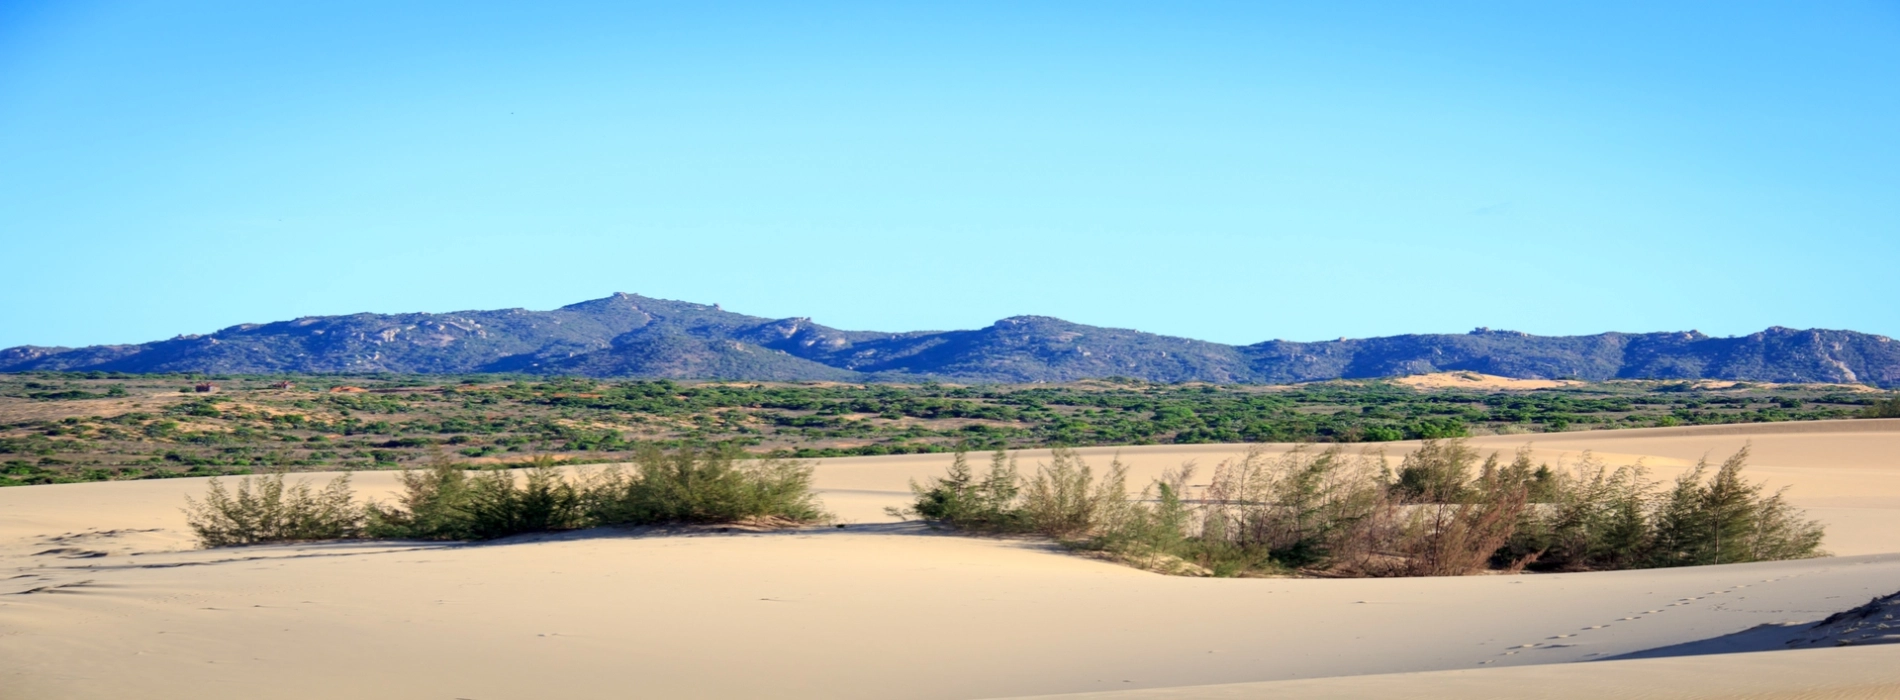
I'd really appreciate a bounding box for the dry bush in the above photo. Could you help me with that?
[1392,470,1531,576]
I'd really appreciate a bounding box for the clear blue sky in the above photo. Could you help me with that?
[3,1,1896,349]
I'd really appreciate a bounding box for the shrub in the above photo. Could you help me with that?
[902,447,1136,539]
[900,448,1023,531]
[1393,463,1531,576]
[1362,425,1404,442]
[1496,446,1824,570]
[901,440,1827,578]
[1647,447,1825,566]
[1864,396,1900,418]
[584,444,825,526]
[1500,451,1653,570]
[1192,445,1389,569]
[364,453,475,540]
[459,456,583,539]
[183,472,363,546]
[196,447,828,547]
[1095,470,1198,572]
[1019,448,1134,538]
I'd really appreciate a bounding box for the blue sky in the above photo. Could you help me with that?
[2,1,1895,349]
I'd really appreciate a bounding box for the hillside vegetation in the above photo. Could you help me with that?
[3,372,1891,486]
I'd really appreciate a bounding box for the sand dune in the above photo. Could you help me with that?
[4,420,1898,699]
[1392,372,1584,391]
[991,645,1900,700]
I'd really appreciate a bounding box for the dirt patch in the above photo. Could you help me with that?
[1394,372,1584,391]
[0,393,189,422]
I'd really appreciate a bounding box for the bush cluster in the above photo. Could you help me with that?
[1864,396,1900,418]
[901,441,1825,577]
[184,472,362,547]
[184,446,827,547]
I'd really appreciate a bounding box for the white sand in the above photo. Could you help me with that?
[4,419,1898,699]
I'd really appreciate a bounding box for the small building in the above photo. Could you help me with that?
[270,381,295,390]
[194,383,217,393]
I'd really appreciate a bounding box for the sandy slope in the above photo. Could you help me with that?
[992,645,1900,700]
[3,420,1898,699]
[1392,372,1583,391]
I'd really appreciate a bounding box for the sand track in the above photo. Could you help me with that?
[3,420,1897,699]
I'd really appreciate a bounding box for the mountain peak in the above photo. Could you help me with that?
[993,315,1084,328]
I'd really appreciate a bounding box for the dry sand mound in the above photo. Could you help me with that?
[3,420,1898,699]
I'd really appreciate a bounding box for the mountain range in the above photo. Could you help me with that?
[4,293,1896,387]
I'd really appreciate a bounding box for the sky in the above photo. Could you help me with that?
[2,1,1896,349]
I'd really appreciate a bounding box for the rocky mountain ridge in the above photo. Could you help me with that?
[5,293,1896,386]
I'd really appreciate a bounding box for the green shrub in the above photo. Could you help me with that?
[1362,425,1404,442]
[1019,448,1134,538]
[197,447,827,546]
[1500,451,1654,570]
[365,456,476,539]
[1095,471,1198,571]
[1497,446,1825,571]
[903,447,1136,539]
[584,444,825,526]
[900,448,1023,531]
[1647,447,1825,566]
[1390,440,1479,503]
[459,457,583,539]
[1864,396,1900,418]
[183,472,363,546]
